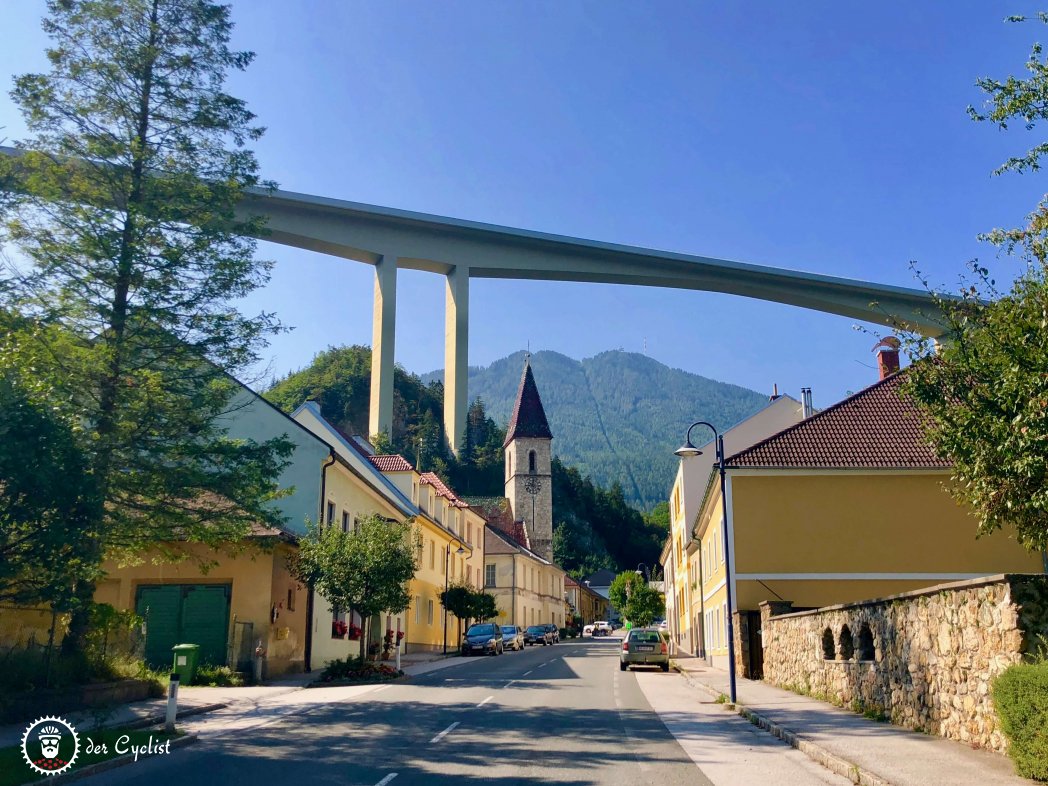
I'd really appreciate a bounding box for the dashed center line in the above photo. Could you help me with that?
[375,774,398,786]
[522,670,533,676]
[536,662,547,669]
[477,695,494,707]
[429,721,460,744]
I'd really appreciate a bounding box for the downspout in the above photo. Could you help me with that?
[305,450,337,673]
[697,537,706,661]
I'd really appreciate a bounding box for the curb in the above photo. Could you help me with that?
[672,664,893,786]
[120,702,228,731]
[30,733,199,785]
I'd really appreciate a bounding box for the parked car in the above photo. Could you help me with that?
[592,621,612,637]
[501,625,524,651]
[524,624,553,646]
[462,622,504,656]
[620,627,669,671]
[582,624,595,637]
[542,623,560,643]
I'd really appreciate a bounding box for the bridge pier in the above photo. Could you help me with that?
[444,265,469,455]
[369,254,397,440]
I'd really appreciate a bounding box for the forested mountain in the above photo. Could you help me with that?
[423,349,770,509]
[264,345,767,572]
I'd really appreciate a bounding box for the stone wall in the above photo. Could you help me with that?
[760,574,1048,753]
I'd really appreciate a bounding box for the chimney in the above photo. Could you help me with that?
[770,383,780,401]
[873,337,901,379]
[801,388,814,418]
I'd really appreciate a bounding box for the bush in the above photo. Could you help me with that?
[192,664,244,687]
[316,657,403,684]
[559,627,570,640]
[992,661,1048,780]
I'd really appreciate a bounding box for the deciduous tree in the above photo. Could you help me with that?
[291,514,420,662]
[903,13,1048,552]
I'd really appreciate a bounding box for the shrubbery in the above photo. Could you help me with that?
[992,661,1048,781]
[316,657,403,684]
[192,664,245,687]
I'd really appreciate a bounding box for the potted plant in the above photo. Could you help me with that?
[347,624,362,641]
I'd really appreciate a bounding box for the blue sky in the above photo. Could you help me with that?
[1,1,1045,409]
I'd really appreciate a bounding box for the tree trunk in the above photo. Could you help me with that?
[357,615,367,664]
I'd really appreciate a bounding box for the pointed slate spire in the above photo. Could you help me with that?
[503,354,553,448]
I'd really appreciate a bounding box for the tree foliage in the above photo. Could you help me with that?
[903,13,1048,551]
[440,581,499,625]
[0,0,292,650]
[0,367,100,608]
[290,513,420,661]
[608,570,663,626]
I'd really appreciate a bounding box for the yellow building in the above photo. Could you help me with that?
[688,359,1044,677]
[293,403,486,658]
[484,525,567,630]
[664,392,806,656]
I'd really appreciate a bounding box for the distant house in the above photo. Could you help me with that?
[688,344,1044,677]
[565,575,609,626]
[581,568,618,623]
[484,526,567,630]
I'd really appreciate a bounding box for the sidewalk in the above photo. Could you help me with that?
[672,657,1032,786]
[0,650,463,748]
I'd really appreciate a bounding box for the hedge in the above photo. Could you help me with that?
[992,661,1048,781]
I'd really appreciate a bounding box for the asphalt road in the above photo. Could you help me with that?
[97,638,847,785]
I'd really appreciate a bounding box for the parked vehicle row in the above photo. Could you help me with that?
[463,622,562,655]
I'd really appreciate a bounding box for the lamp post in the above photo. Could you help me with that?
[636,563,650,582]
[675,421,737,705]
[443,538,466,656]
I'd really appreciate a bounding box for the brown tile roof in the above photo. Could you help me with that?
[420,472,470,508]
[725,371,950,470]
[368,454,414,472]
[484,525,549,564]
[503,359,553,447]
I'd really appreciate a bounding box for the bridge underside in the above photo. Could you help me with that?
[237,188,943,453]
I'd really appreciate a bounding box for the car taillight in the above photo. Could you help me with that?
[622,641,629,651]
[660,642,667,654]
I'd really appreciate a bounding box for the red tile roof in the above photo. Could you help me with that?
[503,359,553,447]
[726,371,950,470]
[420,472,470,508]
[368,454,414,472]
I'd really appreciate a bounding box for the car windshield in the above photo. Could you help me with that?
[526,626,545,633]
[467,624,495,636]
[629,631,661,643]
[500,626,516,634]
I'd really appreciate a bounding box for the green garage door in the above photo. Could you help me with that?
[135,584,231,668]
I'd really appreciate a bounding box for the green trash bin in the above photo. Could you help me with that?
[171,643,200,684]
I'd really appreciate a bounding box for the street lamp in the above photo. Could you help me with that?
[636,563,650,581]
[675,420,737,705]
[443,538,467,656]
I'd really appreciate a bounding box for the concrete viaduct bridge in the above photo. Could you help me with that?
[0,146,945,453]
[237,187,944,453]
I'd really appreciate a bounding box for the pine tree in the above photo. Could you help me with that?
[0,0,291,653]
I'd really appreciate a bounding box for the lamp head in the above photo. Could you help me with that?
[456,546,465,555]
[674,441,702,458]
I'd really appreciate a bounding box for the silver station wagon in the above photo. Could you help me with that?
[620,628,669,672]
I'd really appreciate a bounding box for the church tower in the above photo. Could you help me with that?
[504,355,554,561]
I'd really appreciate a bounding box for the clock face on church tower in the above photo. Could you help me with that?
[523,475,541,495]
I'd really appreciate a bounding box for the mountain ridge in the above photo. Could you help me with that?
[423,349,770,509]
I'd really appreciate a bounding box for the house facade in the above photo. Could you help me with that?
[689,348,1045,676]
[484,526,567,629]
[565,575,610,627]
[663,392,807,656]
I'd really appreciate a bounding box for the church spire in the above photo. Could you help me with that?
[503,355,553,448]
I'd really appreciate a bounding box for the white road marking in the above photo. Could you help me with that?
[504,680,516,688]
[477,695,494,707]
[375,774,398,786]
[372,685,391,693]
[536,662,547,669]
[522,670,533,676]
[429,721,460,743]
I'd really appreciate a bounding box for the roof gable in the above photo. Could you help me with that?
[725,371,949,470]
[503,359,553,447]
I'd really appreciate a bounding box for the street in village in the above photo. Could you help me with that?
[89,637,847,786]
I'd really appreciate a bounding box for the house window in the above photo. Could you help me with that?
[427,599,434,625]
[485,564,496,587]
[287,587,295,612]
[326,501,335,526]
[429,540,435,570]
[528,450,536,473]
[415,595,421,625]
[341,510,350,533]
